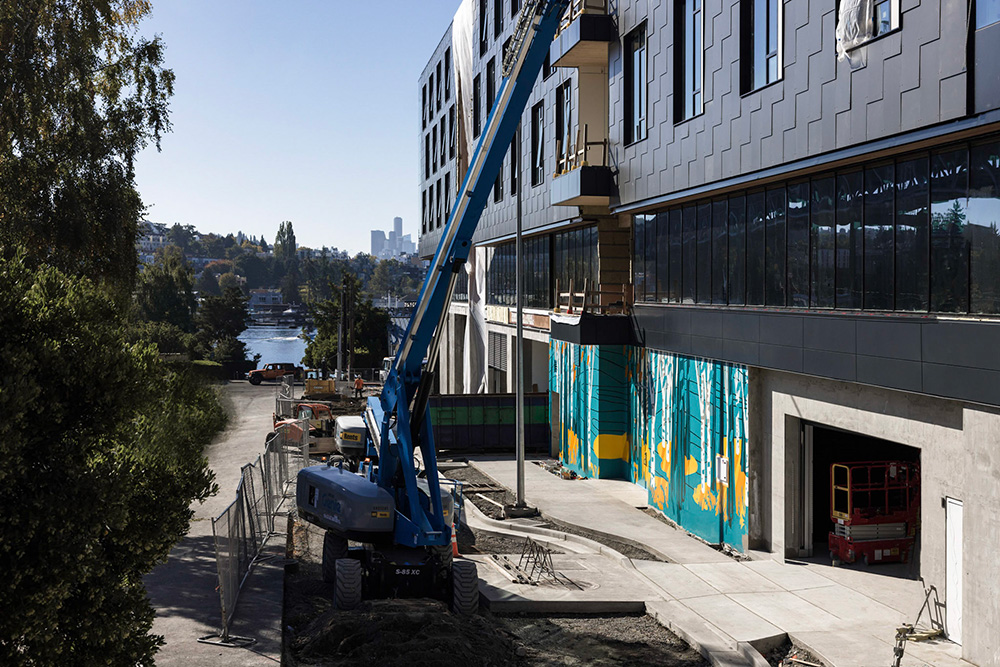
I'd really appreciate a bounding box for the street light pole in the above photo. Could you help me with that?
[506,123,536,518]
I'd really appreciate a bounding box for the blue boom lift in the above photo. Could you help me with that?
[296,0,571,613]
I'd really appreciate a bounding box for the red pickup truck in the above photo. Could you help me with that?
[247,362,303,385]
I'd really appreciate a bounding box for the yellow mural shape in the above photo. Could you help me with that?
[651,476,669,509]
[734,437,747,528]
[684,455,699,476]
[693,482,718,512]
[593,433,628,461]
[568,429,580,466]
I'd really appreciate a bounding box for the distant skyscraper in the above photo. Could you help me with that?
[371,230,386,256]
[371,217,416,259]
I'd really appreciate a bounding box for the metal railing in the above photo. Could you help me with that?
[198,419,309,647]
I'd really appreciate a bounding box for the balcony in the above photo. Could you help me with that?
[550,1,616,69]
[550,125,616,206]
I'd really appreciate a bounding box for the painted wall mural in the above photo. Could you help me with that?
[549,341,629,479]
[550,341,750,551]
[627,348,750,551]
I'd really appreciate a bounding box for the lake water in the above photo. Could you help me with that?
[240,325,308,366]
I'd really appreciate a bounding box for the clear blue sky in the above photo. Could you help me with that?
[134,1,459,255]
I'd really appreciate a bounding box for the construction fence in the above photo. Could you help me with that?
[199,418,309,647]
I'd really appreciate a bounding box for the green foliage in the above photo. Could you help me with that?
[194,287,252,362]
[303,278,389,371]
[0,252,222,666]
[0,0,174,301]
[274,220,297,262]
[134,246,196,332]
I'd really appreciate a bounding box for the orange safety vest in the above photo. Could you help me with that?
[354,377,364,390]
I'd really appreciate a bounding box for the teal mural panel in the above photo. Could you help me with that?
[549,341,629,479]
[627,349,750,551]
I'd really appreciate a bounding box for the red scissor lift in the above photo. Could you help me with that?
[829,460,919,565]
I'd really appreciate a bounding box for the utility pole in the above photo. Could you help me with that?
[337,276,344,380]
[506,123,536,518]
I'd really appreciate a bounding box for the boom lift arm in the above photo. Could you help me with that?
[375,0,571,549]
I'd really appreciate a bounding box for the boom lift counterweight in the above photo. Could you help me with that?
[297,0,571,613]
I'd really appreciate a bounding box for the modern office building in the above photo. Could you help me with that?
[419,1,1000,661]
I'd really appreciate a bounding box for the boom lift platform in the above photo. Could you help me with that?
[296,0,572,614]
[828,460,920,566]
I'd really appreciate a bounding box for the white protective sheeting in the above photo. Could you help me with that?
[835,0,873,61]
[452,0,488,395]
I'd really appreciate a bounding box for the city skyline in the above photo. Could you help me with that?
[133,1,459,255]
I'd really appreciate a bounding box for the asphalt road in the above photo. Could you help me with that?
[144,381,287,666]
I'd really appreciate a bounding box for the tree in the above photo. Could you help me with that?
[194,287,252,362]
[134,246,196,332]
[0,253,221,666]
[0,0,174,301]
[274,220,297,262]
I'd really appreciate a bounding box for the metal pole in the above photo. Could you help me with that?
[515,123,526,508]
[337,277,344,380]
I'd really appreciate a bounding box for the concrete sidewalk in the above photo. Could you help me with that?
[144,382,285,666]
[472,458,972,667]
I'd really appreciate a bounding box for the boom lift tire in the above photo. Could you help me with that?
[429,543,453,569]
[321,532,348,583]
[450,560,479,615]
[334,558,363,610]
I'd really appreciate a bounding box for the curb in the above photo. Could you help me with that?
[467,462,678,563]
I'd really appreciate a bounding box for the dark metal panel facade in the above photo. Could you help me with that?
[634,304,1000,407]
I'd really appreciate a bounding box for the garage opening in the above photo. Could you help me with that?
[801,423,921,578]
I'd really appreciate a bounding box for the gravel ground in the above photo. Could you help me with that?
[284,519,708,667]
[499,613,708,667]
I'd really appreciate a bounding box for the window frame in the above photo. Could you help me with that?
[740,0,784,95]
[531,101,545,187]
[675,0,705,122]
[624,23,648,146]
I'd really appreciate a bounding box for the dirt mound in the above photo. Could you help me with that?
[291,598,525,667]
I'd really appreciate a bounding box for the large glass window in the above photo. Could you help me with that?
[486,58,496,117]
[444,48,451,100]
[645,213,657,301]
[531,102,545,186]
[676,0,704,121]
[970,141,1000,313]
[836,171,863,309]
[555,81,573,174]
[624,24,647,145]
[657,212,671,302]
[697,203,713,303]
[629,134,1000,316]
[728,196,747,305]
[864,163,895,310]
[712,200,728,304]
[765,187,787,306]
[494,0,503,38]
[682,206,698,303]
[669,208,684,303]
[931,147,970,313]
[556,226,598,302]
[473,75,482,138]
[787,182,810,307]
[746,191,766,305]
[634,214,646,299]
[742,0,782,93]
[896,157,930,311]
[811,177,835,308]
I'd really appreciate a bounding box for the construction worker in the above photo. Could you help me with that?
[353,375,364,399]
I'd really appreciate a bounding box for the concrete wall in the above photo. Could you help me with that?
[611,0,970,210]
[755,368,1000,665]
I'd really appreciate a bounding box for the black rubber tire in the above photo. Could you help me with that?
[429,543,454,569]
[335,558,363,610]
[249,374,262,385]
[450,560,479,615]
[321,532,348,583]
